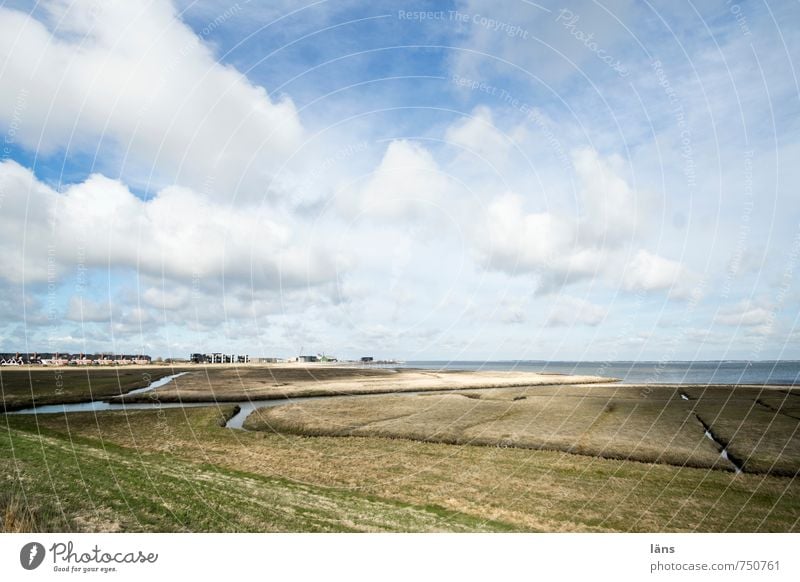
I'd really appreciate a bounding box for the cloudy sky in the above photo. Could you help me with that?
[0,0,798,361]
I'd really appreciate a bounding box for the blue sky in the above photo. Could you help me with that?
[0,0,799,360]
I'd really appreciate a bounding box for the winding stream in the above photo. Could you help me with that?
[6,377,756,463]
[7,371,197,416]
[7,373,509,430]
[123,371,190,395]
[7,372,427,430]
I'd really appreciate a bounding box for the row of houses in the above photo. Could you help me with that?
[2,351,381,367]
[189,354,346,364]
[190,353,250,364]
[0,353,152,366]
[188,354,358,364]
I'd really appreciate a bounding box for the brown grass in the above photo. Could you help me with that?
[10,406,799,532]
[117,366,615,404]
[0,367,180,412]
[694,400,800,475]
[244,384,799,476]
[0,485,68,532]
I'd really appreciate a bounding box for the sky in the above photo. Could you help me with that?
[0,0,798,361]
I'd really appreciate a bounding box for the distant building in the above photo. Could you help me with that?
[297,355,318,363]
[189,352,249,364]
[360,356,374,363]
[0,352,151,366]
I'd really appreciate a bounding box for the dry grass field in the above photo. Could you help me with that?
[117,366,615,403]
[1,410,507,532]
[244,384,800,476]
[3,406,797,532]
[2,367,798,532]
[0,367,179,412]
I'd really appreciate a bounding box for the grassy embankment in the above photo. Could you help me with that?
[2,405,798,532]
[1,410,511,532]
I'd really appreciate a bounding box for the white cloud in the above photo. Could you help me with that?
[545,295,607,327]
[572,147,640,243]
[715,300,773,327]
[444,106,513,166]
[0,161,335,288]
[451,0,634,85]
[339,140,452,221]
[0,0,303,198]
[622,249,697,299]
[498,296,528,324]
[141,286,190,311]
[66,297,113,323]
[477,192,590,279]
[471,142,698,299]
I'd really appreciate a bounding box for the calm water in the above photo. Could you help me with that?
[406,361,800,385]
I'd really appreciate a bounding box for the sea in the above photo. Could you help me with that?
[404,361,800,385]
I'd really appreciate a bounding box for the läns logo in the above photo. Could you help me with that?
[20,542,46,570]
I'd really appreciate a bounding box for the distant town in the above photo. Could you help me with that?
[0,352,394,366]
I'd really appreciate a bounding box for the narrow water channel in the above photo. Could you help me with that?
[8,371,193,415]
[699,416,743,474]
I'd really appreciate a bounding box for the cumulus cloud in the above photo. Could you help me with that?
[472,143,697,298]
[477,192,596,280]
[0,161,335,288]
[444,106,514,167]
[572,147,639,243]
[339,140,452,221]
[545,295,607,327]
[715,300,773,328]
[66,297,113,323]
[0,0,303,198]
[622,249,697,299]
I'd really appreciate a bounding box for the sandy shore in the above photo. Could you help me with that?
[118,366,618,403]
